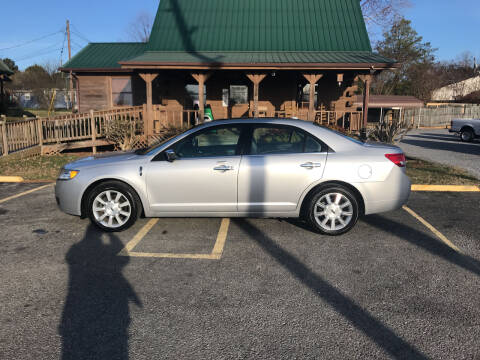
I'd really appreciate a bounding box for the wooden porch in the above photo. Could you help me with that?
[0,105,364,156]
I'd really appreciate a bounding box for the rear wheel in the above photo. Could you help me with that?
[305,186,359,236]
[87,181,141,232]
[460,128,474,142]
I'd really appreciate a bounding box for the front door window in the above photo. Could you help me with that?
[173,126,242,158]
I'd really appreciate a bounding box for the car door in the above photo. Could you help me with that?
[238,124,327,214]
[145,124,245,214]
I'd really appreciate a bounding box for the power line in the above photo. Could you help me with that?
[14,44,64,62]
[59,29,68,66]
[0,30,63,52]
[15,49,63,63]
[71,40,85,49]
[13,41,64,60]
[70,24,91,43]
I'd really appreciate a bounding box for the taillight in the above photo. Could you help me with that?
[385,153,406,167]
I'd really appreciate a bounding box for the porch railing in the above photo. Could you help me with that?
[1,105,365,157]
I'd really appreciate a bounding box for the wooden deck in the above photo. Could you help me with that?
[0,106,364,157]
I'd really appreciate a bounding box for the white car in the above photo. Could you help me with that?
[55,119,411,235]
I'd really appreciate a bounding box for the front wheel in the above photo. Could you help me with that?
[305,186,360,236]
[460,129,474,142]
[87,181,141,232]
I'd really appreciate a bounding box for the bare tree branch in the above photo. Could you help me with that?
[126,12,154,43]
[361,0,411,28]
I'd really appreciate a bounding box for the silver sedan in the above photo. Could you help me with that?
[55,119,411,235]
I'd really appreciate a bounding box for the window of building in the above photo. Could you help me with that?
[229,85,248,105]
[112,77,133,106]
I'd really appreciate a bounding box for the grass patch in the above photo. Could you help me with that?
[0,154,85,181]
[406,157,479,185]
[27,109,72,118]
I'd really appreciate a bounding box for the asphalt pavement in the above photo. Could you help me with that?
[399,129,480,178]
[0,183,479,360]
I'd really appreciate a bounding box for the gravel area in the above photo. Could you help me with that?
[398,129,480,179]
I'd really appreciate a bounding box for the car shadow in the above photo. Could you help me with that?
[406,133,465,142]
[59,224,142,360]
[234,219,429,359]
[400,138,480,156]
[363,214,480,278]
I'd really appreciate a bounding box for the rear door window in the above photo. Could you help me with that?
[250,127,305,155]
[249,126,326,155]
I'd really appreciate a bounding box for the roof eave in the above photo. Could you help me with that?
[119,61,400,71]
[59,67,134,73]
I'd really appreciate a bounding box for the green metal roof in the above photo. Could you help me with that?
[122,51,394,66]
[0,59,13,75]
[63,0,397,71]
[62,43,146,70]
[147,0,372,52]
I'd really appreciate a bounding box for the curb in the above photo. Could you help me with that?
[411,184,480,192]
[0,176,25,183]
[416,126,449,130]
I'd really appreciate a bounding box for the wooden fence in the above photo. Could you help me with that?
[404,104,480,127]
[1,106,144,156]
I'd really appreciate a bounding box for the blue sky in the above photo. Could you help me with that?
[1,0,478,70]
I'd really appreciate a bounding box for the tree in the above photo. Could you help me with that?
[126,12,154,43]
[373,18,437,100]
[1,58,18,72]
[360,0,410,28]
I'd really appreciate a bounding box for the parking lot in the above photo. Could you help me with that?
[1,182,480,359]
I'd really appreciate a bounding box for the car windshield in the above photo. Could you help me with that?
[314,123,365,145]
[135,133,184,155]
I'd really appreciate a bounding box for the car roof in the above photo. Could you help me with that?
[199,118,362,151]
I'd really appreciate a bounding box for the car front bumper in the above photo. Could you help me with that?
[55,179,83,216]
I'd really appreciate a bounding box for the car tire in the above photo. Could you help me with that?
[305,185,360,236]
[86,181,141,232]
[460,129,474,142]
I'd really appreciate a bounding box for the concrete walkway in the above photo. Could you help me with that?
[398,129,480,179]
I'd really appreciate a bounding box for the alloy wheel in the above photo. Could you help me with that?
[92,190,132,229]
[313,193,354,232]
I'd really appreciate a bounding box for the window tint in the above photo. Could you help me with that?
[305,135,326,153]
[174,126,242,158]
[251,127,305,155]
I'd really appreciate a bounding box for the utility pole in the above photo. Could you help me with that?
[67,20,74,112]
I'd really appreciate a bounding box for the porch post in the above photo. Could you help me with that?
[139,73,158,137]
[246,73,267,118]
[192,73,212,124]
[302,74,323,121]
[362,75,371,136]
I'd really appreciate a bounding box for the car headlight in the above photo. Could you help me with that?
[58,169,80,180]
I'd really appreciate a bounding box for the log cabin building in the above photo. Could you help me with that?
[61,0,398,135]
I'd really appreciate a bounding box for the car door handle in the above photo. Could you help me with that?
[214,165,234,171]
[300,162,322,169]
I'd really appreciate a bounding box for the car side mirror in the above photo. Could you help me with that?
[165,149,178,162]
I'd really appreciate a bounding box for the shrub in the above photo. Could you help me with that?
[105,116,143,151]
[368,117,410,144]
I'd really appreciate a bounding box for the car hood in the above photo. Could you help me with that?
[65,151,142,169]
